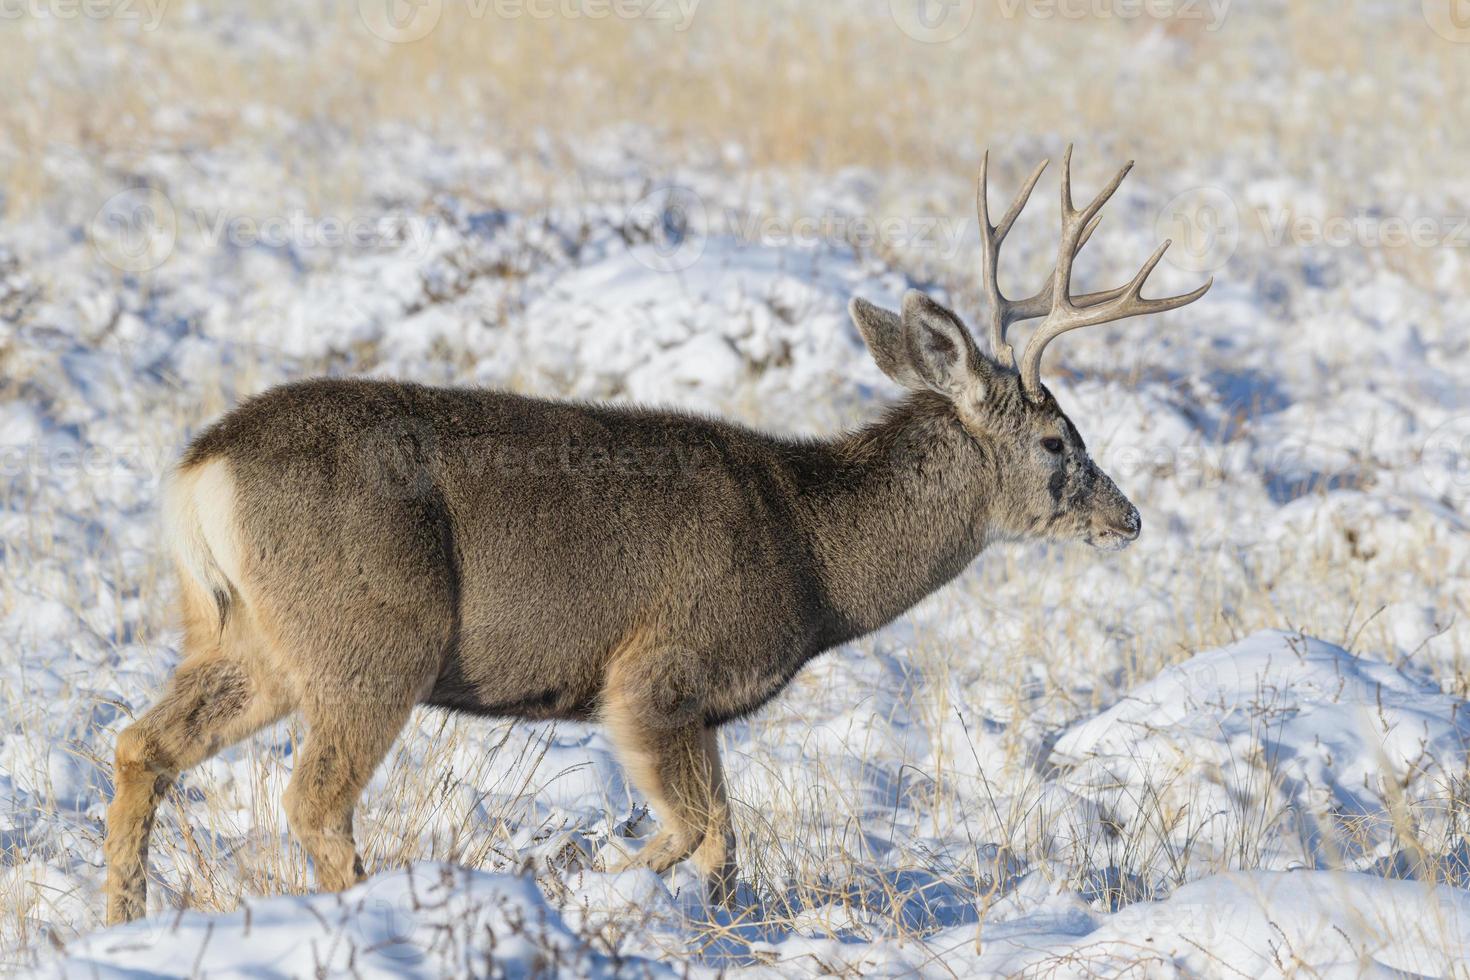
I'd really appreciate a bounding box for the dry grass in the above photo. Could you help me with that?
[5,469,1464,964]
[3,0,1470,972]
[4,0,1468,217]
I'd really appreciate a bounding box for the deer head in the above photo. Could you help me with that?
[849,146,1211,551]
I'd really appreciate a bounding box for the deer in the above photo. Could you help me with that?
[103,147,1210,924]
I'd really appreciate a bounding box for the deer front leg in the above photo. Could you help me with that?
[602,654,733,898]
[689,726,737,905]
[603,719,709,874]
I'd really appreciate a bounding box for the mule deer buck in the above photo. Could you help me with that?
[104,147,1209,923]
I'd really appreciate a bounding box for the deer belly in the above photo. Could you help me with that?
[423,634,604,721]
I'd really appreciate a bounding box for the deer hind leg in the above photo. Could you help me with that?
[104,650,291,925]
[282,690,415,893]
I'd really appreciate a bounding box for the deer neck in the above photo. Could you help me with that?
[801,392,997,641]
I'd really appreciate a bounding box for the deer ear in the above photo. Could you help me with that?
[899,290,988,399]
[850,297,925,390]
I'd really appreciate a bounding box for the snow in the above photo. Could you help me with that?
[24,620,1470,975]
[1051,631,1470,880]
[980,871,1470,977]
[4,3,1470,976]
[33,865,1470,977]
[41,864,674,979]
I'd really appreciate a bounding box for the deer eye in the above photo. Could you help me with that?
[1041,436,1064,454]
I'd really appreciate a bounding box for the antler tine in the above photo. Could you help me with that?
[1018,236,1213,401]
[979,148,1132,368]
[994,155,1048,240]
[977,151,1048,368]
[1050,144,1134,319]
[1014,146,1212,402]
[1004,210,1123,321]
[981,146,1209,398]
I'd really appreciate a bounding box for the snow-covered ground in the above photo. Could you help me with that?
[4,2,1470,976]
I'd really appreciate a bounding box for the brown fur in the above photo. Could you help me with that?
[104,289,1142,923]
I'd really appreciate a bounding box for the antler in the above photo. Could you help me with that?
[976,152,1045,368]
[977,151,1129,368]
[977,144,1212,401]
